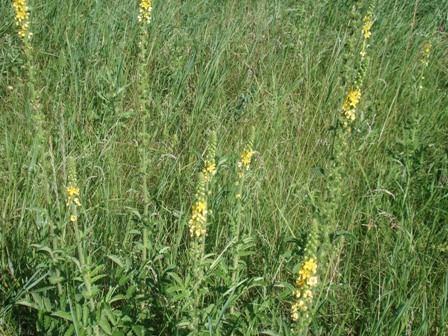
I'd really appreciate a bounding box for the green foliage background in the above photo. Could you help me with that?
[0,0,447,335]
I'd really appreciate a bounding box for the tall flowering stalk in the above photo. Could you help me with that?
[67,157,96,314]
[13,0,47,181]
[339,4,373,135]
[189,174,208,259]
[188,173,208,331]
[13,0,40,132]
[318,2,374,317]
[232,126,255,287]
[137,0,153,263]
[66,157,100,336]
[14,0,54,263]
[186,132,217,331]
[291,220,319,334]
[417,38,432,91]
[327,4,374,229]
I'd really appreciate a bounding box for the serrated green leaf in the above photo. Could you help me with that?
[126,284,137,298]
[48,275,65,284]
[52,310,73,321]
[98,316,112,335]
[16,299,39,310]
[132,325,144,336]
[107,255,124,268]
[64,325,75,336]
[109,294,126,304]
[91,273,107,283]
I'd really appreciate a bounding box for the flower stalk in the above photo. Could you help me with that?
[188,173,208,332]
[232,126,255,286]
[67,157,96,318]
[137,0,153,264]
[291,219,319,335]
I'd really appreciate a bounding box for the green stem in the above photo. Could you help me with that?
[230,178,244,315]
[232,181,243,284]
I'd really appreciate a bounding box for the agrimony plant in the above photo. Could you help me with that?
[290,219,319,335]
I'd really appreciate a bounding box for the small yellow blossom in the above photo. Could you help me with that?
[202,161,217,182]
[70,215,77,222]
[303,289,313,299]
[204,162,216,174]
[307,276,318,287]
[241,150,253,166]
[66,186,80,199]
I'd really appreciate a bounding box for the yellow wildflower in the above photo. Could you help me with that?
[307,276,318,287]
[188,200,208,238]
[237,127,255,174]
[421,40,431,67]
[291,257,318,322]
[66,157,81,224]
[344,87,361,109]
[66,186,80,199]
[362,15,372,39]
[13,0,31,40]
[204,162,216,174]
[202,161,217,182]
[341,87,361,128]
[241,150,253,167]
[138,0,152,24]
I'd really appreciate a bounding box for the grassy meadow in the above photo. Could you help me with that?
[1,0,447,335]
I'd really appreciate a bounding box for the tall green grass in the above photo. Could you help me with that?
[1,0,447,335]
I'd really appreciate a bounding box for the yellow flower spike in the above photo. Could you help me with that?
[188,175,208,241]
[237,127,255,175]
[291,256,318,325]
[13,0,32,41]
[341,86,362,130]
[66,157,81,224]
[137,0,152,24]
[421,40,432,67]
[362,14,373,40]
